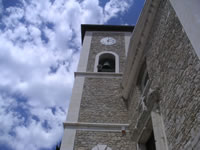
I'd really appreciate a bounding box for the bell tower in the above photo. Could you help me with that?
[60,24,134,150]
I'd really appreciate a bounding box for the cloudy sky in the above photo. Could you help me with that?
[0,0,145,150]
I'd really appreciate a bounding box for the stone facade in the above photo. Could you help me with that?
[126,0,200,149]
[146,1,200,149]
[78,78,128,124]
[74,131,131,150]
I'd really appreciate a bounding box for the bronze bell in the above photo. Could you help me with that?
[102,61,111,69]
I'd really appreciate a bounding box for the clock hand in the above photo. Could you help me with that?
[107,37,110,43]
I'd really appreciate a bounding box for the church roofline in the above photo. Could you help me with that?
[81,24,134,43]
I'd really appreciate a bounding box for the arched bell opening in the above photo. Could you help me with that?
[97,53,115,72]
[94,51,119,73]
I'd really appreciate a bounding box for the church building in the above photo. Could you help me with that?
[60,0,200,149]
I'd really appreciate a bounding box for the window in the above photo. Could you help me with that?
[94,51,119,73]
[137,60,149,92]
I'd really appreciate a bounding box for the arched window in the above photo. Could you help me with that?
[94,51,119,73]
[137,59,149,92]
[92,144,112,150]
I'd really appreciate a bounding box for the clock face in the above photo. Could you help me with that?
[100,37,116,45]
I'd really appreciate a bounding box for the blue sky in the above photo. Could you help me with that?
[0,0,145,150]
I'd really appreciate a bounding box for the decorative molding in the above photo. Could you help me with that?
[75,72,123,78]
[63,122,129,132]
[122,0,161,100]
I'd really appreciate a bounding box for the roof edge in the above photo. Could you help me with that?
[81,24,134,43]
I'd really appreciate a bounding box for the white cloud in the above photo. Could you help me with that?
[104,0,132,22]
[2,7,24,28]
[80,0,104,24]
[0,0,133,149]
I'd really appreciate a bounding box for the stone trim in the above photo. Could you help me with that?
[64,122,129,132]
[122,0,161,100]
[94,51,119,73]
[60,77,85,150]
[77,31,92,72]
[124,32,132,57]
[136,111,169,150]
[75,72,123,78]
[93,31,133,34]
[61,129,76,150]
[151,111,169,150]
[60,32,92,150]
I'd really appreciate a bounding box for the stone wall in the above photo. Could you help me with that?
[78,77,128,124]
[86,32,126,73]
[127,0,200,149]
[74,131,131,150]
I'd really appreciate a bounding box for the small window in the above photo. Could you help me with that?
[137,60,149,92]
[97,53,115,72]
